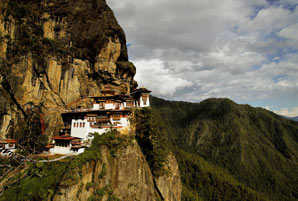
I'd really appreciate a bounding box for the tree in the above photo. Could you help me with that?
[135,108,169,176]
[16,109,48,154]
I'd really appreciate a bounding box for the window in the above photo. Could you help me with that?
[83,122,85,128]
[80,122,82,127]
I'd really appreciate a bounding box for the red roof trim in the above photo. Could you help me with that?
[113,126,123,128]
[4,139,17,144]
[45,145,55,149]
[52,136,78,140]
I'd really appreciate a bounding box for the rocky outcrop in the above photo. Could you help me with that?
[0,1,183,200]
[154,152,182,201]
[0,0,137,138]
[53,140,161,201]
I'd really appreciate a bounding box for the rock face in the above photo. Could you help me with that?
[154,153,182,201]
[53,140,160,201]
[0,0,137,138]
[0,1,183,200]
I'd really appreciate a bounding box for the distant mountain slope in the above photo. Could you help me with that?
[151,96,298,201]
[289,116,298,122]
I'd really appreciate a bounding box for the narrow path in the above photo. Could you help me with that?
[0,154,73,194]
[37,154,73,163]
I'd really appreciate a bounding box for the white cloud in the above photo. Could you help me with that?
[107,0,298,112]
[274,107,298,117]
[241,6,297,33]
[134,59,193,96]
[278,23,298,46]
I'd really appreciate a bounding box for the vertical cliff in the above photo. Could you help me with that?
[0,0,137,138]
[0,1,182,200]
[154,153,182,201]
[0,132,182,201]
[53,140,160,201]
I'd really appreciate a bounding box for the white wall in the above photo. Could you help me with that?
[4,144,16,151]
[71,118,126,141]
[93,104,100,110]
[104,103,114,109]
[139,95,150,107]
[51,146,72,155]
[71,119,88,140]
[71,148,85,155]
[110,117,129,128]
[86,127,110,136]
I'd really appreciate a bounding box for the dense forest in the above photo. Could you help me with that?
[151,96,298,201]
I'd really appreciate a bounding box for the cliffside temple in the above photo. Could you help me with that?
[0,0,184,199]
[0,139,17,157]
[47,87,151,155]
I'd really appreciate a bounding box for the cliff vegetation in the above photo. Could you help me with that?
[0,109,182,201]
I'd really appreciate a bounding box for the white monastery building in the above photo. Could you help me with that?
[0,139,17,157]
[47,87,151,155]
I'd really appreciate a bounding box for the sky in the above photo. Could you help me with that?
[107,0,298,117]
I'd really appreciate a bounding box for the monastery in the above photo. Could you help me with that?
[0,139,17,157]
[46,87,151,155]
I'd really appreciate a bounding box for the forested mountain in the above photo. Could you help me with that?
[151,96,298,201]
[1,0,297,200]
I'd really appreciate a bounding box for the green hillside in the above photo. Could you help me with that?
[151,96,298,201]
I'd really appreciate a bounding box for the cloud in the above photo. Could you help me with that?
[278,23,298,46]
[107,0,298,113]
[240,6,297,32]
[274,107,298,117]
[134,59,193,96]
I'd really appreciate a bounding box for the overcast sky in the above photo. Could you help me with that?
[107,0,298,117]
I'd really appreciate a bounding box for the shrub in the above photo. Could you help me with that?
[86,182,94,190]
[98,163,107,179]
[87,195,97,201]
[76,184,83,198]
[15,110,48,154]
[95,188,105,198]
[135,108,170,176]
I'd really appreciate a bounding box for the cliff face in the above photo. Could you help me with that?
[54,141,182,201]
[0,132,182,201]
[154,152,182,201]
[0,0,137,138]
[54,140,160,201]
[0,2,183,200]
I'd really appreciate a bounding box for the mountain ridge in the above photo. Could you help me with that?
[151,96,298,201]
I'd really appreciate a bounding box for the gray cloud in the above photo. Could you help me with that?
[107,0,298,116]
